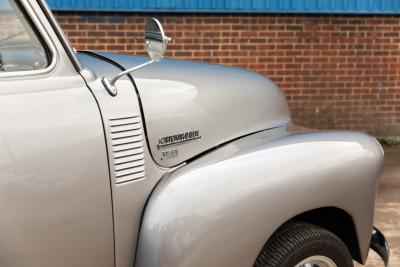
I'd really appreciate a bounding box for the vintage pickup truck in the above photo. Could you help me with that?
[0,0,390,266]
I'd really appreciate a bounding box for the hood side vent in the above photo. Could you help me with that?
[109,115,145,183]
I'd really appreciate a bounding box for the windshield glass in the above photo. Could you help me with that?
[0,0,50,72]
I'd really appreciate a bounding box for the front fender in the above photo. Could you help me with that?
[135,128,384,267]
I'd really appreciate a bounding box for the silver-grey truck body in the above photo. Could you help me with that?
[0,0,389,266]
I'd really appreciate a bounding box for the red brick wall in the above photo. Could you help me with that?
[55,12,400,136]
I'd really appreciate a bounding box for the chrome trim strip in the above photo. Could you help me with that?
[36,0,83,72]
[0,0,57,78]
[370,227,390,266]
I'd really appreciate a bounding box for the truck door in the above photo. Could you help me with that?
[0,1,114,266]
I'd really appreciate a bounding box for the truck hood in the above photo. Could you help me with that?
[80,52,291,167]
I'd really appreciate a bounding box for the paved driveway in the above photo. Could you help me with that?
[355,147,400,267]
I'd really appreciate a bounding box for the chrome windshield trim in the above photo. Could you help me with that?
[36,0,84,72]
[0,0,57,78]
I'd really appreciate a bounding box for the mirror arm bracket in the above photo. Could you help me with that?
[101,17,170,97]
[102,59,155,96]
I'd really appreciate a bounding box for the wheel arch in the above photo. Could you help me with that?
[254,207,362,265]
[292,207,361,263]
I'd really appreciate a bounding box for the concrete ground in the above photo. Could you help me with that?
[355,147,400,267]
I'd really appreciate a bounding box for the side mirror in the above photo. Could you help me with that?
[102,18,171,96]
[145,18,171,62]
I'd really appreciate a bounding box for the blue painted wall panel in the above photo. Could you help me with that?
[47,0,400,14]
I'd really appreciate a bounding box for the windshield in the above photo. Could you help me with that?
[0,0,50,72]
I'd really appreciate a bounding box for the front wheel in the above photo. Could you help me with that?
[254,222,354,267]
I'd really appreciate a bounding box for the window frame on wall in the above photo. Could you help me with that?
[0,0,57,78]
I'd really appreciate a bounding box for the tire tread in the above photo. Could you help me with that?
[254,222,351,267]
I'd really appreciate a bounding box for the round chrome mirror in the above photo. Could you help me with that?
[102,17,171,96]
[145,18,170,62]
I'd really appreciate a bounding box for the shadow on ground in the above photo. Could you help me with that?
[355,146,400,267]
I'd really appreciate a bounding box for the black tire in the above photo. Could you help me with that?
[254,222,354,267]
